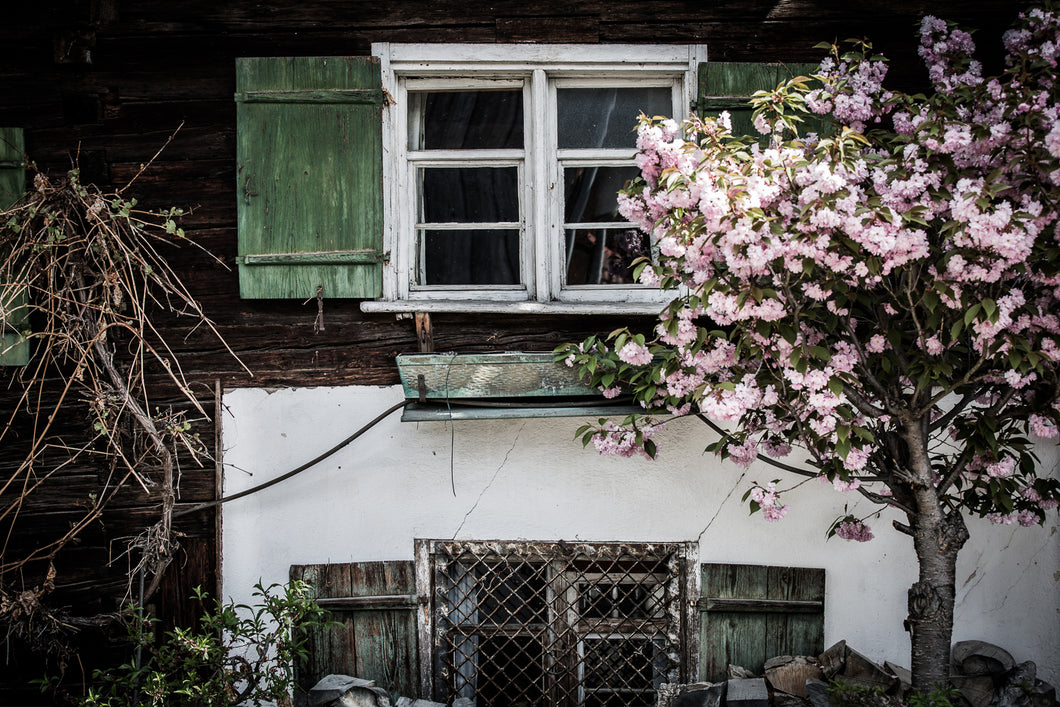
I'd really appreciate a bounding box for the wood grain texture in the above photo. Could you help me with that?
[293,561,419,697]
[0,1,1020,699]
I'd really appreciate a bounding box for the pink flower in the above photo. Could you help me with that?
[866,334,888,353]
[762,503,790,521]
[836,519,874,542]
[1029,414,1058,439]
[617,342,653,366]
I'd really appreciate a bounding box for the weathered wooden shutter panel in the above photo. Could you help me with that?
[291,561,419,698]
[236,57,385,299]
[1,127,28,366]
[696,62,821,138]
[699,563,824,681]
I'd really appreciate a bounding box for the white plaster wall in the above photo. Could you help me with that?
[220,384,1060,683]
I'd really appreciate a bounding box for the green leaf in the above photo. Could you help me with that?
[828,377,845,396]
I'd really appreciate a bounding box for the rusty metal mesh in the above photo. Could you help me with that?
[430,541,685,707]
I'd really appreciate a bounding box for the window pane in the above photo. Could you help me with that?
[421,167,520,223]
[421,229,520,285]
[557,87,672,149]
[565,228,650,286]
[564,166,641,223]
[410,90,524,150]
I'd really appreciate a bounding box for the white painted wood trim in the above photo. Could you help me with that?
[359,299,671,315]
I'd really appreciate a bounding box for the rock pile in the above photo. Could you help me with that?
[658,640,1057,707]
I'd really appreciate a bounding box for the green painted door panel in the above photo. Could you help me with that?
[1,127,28,366]
[236,57,385,299]
[291,561,419,698]
[699,563,825,681]
[696,62,821,138]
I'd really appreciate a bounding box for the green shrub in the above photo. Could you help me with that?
[79,581,330,707]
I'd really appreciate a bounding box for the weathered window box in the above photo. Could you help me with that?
[395,352,634,421]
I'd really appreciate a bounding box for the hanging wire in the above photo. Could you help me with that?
[173,399,410,517]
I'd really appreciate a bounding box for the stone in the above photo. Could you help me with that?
[818,641,847,679]
[672,682,726,707]
[451,699,475,707]
[883,662,912,700]
[949,674,995,707]
[805,678,831,707]
[773,690,813,707]
[309,676,378,706]
[727,678,770,707]
[393,698,446,707]
[952,640,1016,677]
[883,662,911,689]
[841,646,897,692]
[729,664,758,679]
[336,686,391,707]
[996,661,1056,707]
[765,655,825,698]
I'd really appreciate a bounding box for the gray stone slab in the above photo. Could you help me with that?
[393,698,446,707]
[806,678,831,707]
[673,682,726,707]
[309,676,378,706]
[727,678,770,707]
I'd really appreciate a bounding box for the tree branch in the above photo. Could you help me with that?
[696,414,821,478]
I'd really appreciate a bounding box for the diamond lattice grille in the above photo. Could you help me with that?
[430,541,687,707]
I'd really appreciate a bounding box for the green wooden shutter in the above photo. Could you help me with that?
[696,62,822,138]
[699,563,824,681]
[1,127,28,366]
[291,561,419,698]
[236,57,385,299]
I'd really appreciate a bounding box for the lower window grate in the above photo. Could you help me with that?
[426,540,692,707]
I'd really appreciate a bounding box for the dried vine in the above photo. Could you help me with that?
[0,143,247,659]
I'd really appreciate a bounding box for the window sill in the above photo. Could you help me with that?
[359,299,667,316]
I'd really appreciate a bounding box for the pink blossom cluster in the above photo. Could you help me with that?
[835,518,875,542]
[591,421,655,459]
[805,52,893,132]
[749,482,790,521]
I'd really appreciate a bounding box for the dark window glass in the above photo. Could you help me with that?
[412,90,524,150]
[421,167,519,223]
[565,228,650,285]
[564,166,641,223]
[557,87,672,149]
[421,229,520,285]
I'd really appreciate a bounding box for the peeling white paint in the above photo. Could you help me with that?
[221,384,1060,683]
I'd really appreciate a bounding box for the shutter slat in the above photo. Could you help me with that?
[235,89,387,104]
[699,597,823,613]
[236,57,384,299]
[1,127,28,367]
[238,249,382,266]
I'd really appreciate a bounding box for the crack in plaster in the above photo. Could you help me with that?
[452,425,524,538]
[696,470,746,544]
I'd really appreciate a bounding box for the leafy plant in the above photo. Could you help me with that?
[78,581,330,707]
[906,685,962,707]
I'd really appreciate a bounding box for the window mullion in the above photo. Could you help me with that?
[529,68,551,303]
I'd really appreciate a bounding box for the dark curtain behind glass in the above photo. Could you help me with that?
[419,91,523,286]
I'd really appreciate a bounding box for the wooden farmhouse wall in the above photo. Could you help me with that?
[0,0,1025,702]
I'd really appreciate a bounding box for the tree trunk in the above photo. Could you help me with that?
[907,509,968,690]
[902,420,970,691]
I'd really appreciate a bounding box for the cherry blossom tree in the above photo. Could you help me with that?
[559,7,1060,690]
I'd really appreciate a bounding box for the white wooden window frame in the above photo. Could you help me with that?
[364,43,707,316]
